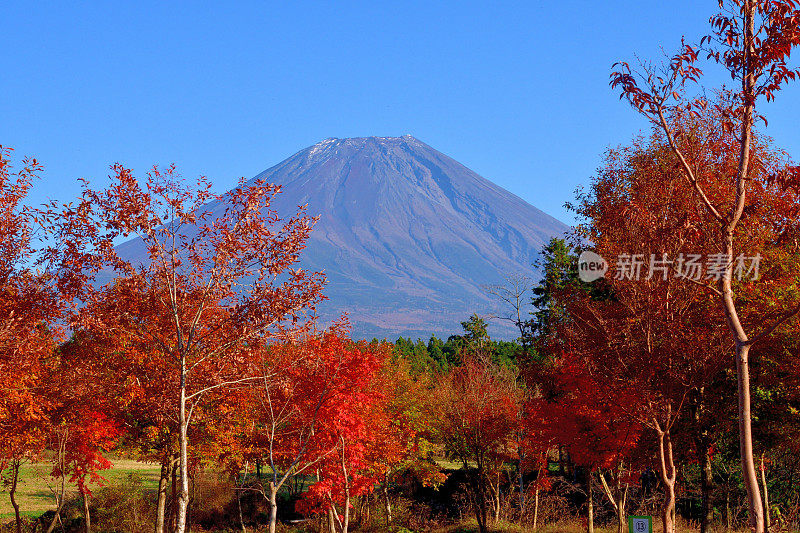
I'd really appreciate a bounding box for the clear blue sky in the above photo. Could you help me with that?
[2,1,798,225]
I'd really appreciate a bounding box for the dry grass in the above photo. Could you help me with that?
[427,517,757,533]
[430,519,617,533]
[431,520,523,533]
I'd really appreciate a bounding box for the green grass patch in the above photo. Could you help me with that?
[0,458,161,519]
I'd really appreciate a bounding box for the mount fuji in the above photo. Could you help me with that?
[240,135,568,339]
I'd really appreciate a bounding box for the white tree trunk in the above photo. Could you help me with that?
[175,357,190,533]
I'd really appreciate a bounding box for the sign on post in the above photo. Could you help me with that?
[628,515,653,533]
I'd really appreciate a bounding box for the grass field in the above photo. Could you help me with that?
[0,462,761,532]
[429,520,619,533]
[0,458,161,519]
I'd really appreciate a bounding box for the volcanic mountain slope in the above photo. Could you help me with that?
[243,135,568,339]
[115,135,569,339]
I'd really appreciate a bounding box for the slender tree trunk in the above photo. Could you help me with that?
[586,468,594,533]
[236,461,247,533]
[599,468,627,533]
[43,492,64,533]
[566,449,574,479]
[731,340,765,533]
[45,445,67,533]
[155,454,176,533]
[492,470,501,522]
[663,478,676,533]
[479,476,488,533]
[700,444,714,533]
[342,495,351,533]
[383,472,392,525]
[9,460,22,533]
[722,4,764,531]
[533,475,540,531]
[359,493,370,526]
[328,505,338,533]
[44,511,62,533]
[726,481,732,532]
[621,480,629,533]
[649,0,768,527]
[268,481,278,533]
[761,454,770,532]
[518,455,525,516]
[656,425,677,533]
[176,357,190,533]
[237,485,246,533]
[339,435,351,533]
[659,1,763,528]
[170,457,178,532]
[470,462,489,533]
[82,491,91,533]
[485,471,497,526]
